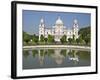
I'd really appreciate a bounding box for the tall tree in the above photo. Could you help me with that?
[84,34,90,45]
[47,34,54,43]
[60,35,67,44]
[32,34,39,43]
[68,38,73,44]
[76,38,80,44]
[78,26,91,44]
[23,31,31,43]
[40,35,45,42]
[72,34,76,43]
[44,38,48,43]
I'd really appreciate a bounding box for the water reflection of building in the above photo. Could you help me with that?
[51,49,65,65]
[38,50,45,66]
[36,49,79,65]
[68,50,79,64]
[23,49,90,69]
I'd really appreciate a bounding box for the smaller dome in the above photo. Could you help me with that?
[56,16,63,25]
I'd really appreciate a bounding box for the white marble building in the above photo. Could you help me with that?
[39,16,79,42]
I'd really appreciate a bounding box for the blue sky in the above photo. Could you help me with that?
[23,10,91,35]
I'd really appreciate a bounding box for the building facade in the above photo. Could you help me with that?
[39,16,79,42]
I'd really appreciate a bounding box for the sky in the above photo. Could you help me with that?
[23,10,91,35]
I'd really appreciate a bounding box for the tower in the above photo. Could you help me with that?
[73,19,79,39]
[39,17,45,40]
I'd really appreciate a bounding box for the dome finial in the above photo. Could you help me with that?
[56,16,63,25]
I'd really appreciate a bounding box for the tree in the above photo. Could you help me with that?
[72,34,76,43]
[73,34,75,40]
[68,38,73,44]
[23,31,31,43]
[40,35,45,42]
[76,38,80,44]
[78,35,84,44]
[78,26,90,39]
[60,35,67,44]
[84,34,90,45]
[32,34,39,43]
[47,35,54,43]
[44,38,48,43]
[76,35,83,44]
[78,26,91,45]
[30,35,34,40]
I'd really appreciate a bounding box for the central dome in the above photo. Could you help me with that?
[55,16,63,25]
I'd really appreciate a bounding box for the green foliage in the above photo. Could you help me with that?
[23,32,31,43]
[68,38,73,44]
[44,38,48,43]
[60,35,67,44]
[23,31,39,45]
[79,27,90,37]
[47,35,54,43]
[72,34,76,43]
[40,35,45,42]
[76,36,83,44]
[29,35,34,40]
[72,34,75,40]
[84,34,90,45]
[78,26,91,45]
[76,38,80,44]
[32,34,38,43]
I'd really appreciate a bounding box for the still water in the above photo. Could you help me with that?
[23,48,90,69]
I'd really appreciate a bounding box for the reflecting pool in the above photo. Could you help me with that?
[23,48,90,69]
